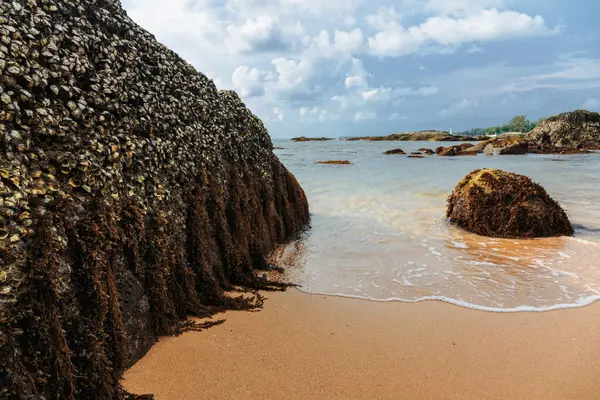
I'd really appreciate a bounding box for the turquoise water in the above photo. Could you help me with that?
[272,139,600,312]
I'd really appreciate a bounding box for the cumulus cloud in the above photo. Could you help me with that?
[299,107,336,122]
[226,16,303,53]
[122,0,590,137]
[367,8,555,57]
[424,0,505,16]
[231,66,270,97]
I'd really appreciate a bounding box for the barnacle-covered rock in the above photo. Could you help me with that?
[0,1,309,399]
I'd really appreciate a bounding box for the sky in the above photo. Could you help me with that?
[121,0,600,138]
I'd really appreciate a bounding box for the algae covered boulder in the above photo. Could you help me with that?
[528,110,600,149]
[0,0,309,398]
[447,169,573,238]
[483,139,528,155]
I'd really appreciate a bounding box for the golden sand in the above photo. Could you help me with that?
[122,289,600,399]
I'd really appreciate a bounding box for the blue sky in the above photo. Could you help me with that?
[121,0,600,138]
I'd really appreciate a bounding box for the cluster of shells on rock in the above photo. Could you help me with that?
[0,0,278,306]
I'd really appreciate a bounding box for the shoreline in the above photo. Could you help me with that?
[292,288,600,313]
[122,288,600,400]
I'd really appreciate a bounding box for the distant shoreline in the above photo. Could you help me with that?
[292,131,489,142]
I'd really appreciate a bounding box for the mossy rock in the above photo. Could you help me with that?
[447,169,573,238]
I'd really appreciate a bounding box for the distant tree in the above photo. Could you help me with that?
[537,117,547,125]
[508,115,527,132]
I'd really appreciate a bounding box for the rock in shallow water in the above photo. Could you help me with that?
[384,148,406,155]
[316,160,352,165]
[483,140,528,155]
[446,169,573,238]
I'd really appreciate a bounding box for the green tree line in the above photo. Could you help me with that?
[458,115,547,136]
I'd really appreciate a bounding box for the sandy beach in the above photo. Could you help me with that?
[122,289,600,399]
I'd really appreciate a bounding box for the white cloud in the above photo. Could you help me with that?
[121,0,590,138]
[368,8,555,57]
[231,66,270,97]
[354,111,377,121]
[466,45,484,54]
[345,58,370,90]
[424,0,505,16]
[299,107,336,122]
[226,16,303,53]
[365,7,402,30]
[273,107,285,121]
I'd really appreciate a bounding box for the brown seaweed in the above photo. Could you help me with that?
[446,169,573,238]
[0,0,310,399]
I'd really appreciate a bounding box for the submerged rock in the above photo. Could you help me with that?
[317,160,352,165]
[384,148,406,155]
[528,110,600,149]
[418,148,434,155]
[0,1,309,398]
[446,169,573,238]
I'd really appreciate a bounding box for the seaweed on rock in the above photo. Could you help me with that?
[446,169,573,238]
[0,0,309,398]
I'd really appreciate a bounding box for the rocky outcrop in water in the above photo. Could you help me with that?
[292,136,333,142]
[346,131,487,142]
[447,169,573,238]
[0,1,309,399]
[384,148,406,155]
[483,139,528,155]
[437,143,473,157]
[528,110,600,149]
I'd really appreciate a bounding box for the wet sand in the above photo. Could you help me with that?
[122,289,600,399]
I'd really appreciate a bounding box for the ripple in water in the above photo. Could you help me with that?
[272,140,600,312]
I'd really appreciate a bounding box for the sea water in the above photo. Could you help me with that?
[272,139,600,312]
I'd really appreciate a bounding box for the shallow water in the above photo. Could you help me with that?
[272,139,600,312]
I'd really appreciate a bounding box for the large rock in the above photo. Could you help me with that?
[463,141,490,154]
[0,1,309,398]
[439,146,458,156]
[483,139,528,155]
[446,169,573,238]
[528,110,600,149]
[384,148,406,155]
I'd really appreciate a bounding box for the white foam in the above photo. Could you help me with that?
[428,246,442,256]
[295,287,600,313]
